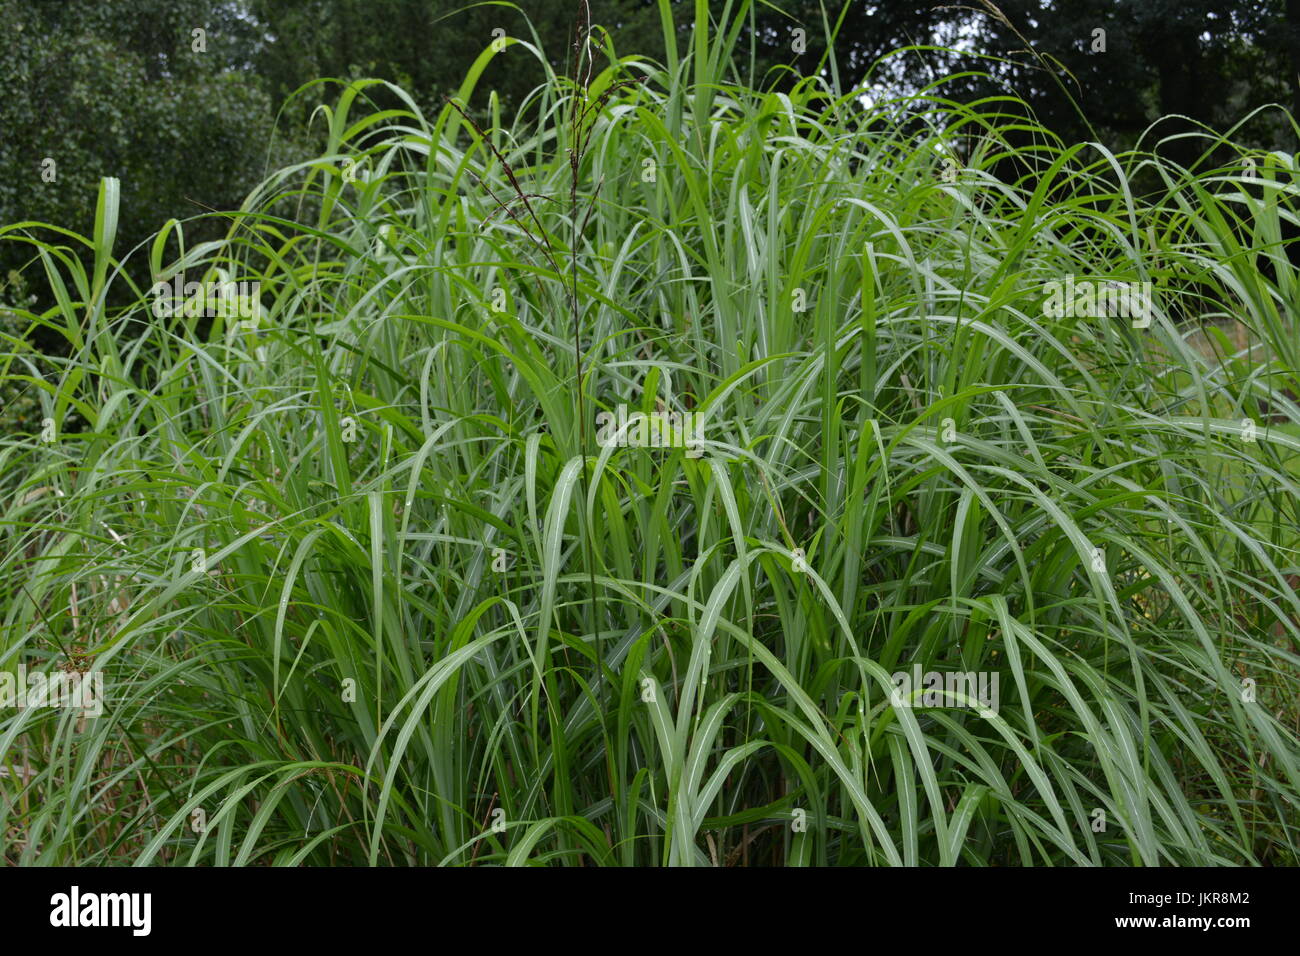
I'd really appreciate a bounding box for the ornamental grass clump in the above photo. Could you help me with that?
[1,1,1297,865]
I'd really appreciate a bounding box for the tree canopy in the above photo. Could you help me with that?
[4,0,1299,299]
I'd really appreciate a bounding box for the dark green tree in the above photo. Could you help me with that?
[0,0,290,299]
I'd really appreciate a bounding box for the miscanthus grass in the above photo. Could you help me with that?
[2,2,1298,865]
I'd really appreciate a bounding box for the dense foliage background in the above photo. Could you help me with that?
[7,0,1300,288]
